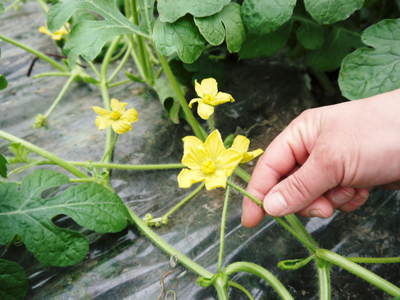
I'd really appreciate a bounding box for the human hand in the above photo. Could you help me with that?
[242,89,400,227]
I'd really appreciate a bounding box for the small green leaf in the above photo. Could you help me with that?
[0,154,7,178]
[0,74,7,90]
[8,143,30,163]
[304,0,364,24]
[296,21,325,50]
[241,0,296,35]
[307,26,361,71]
[194,3,245,53]
[339,19,400,100]
[153,76,182,124]
[157,0,230,23]
[48,0,148,63]
[0,259,28,300]
[239,23,292,59]
[153,17,206,63]
[0,170,128,267]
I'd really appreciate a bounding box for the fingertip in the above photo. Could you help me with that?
[241,197,264,227]
[299,197,334,218]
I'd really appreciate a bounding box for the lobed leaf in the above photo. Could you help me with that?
[153,17,206,64]
[0,170,128,267]
[304,0,364,24]
[0,153,7,178]
[241,0,296,35]
[157,0,230,23]
[339,19,400,100]
[0,259,28,300]
[194,3,245,53]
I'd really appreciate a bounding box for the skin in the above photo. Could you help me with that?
[242,89,400,227]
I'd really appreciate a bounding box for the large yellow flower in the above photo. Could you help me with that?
[92,98,138,134]
[231,135,264,163]
[38,25,68,40]
[189,78,234,120]
[178,130,242,190]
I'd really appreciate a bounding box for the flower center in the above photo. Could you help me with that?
[110,111,122,120]
[202,94,215,105]
[201,159,216,175]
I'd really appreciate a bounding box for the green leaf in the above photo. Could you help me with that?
[8,143,30,163]
[153,17,206,63]
[47,0,148,63]
[0,3,4,14]
[296,21,325,50]
[0,259,28,300]
[157,0,230,23]
[0,154,7,178]
[239,23,292,59]
[304,0,364,24]
[154,76,182,124]
[0,170,128,267]
[307,26,362,71]
[339,19,400,100]
[0,74,7,90]
[194,3,245,53]
[241,0,296,35]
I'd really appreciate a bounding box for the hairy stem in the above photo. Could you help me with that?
[218,185,231,271]
[44,75,77,118]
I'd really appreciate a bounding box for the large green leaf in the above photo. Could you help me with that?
[194,3,245,53]
[153,17,206,63]
[239,23,292,59]
[0,153,7,178]
[241,0,296,35]
[339,19,400,100]
[157,0,230,23]
[307,26,361,71]
[296,20,325,50]
[0,259,28,300]
[153,76,182,124]
[0,170,128,267]
[47,0,148,63]
[304,0,364,24]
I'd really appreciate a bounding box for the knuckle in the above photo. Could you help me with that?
[285,172,312,203]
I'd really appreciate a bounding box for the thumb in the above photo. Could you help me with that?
[263,153,338,216]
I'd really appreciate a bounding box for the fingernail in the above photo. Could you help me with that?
[309,209,322,218]
[264,192,288,216]
[332,190,351,206]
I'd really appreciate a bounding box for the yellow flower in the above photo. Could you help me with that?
[38,25,68,40]
[231,135,264,163]
[92,98,138,134]
[177,130,242,190]
[189,78,234,120]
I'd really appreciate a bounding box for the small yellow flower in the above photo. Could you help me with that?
[177,130,242,190]
[231,135,264,163]
[92,98,138,134]
[38,25,68,40]
[189,78,234,120]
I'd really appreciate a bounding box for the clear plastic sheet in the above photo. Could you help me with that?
[1,3,399,299]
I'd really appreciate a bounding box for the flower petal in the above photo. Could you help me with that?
[213,92,234,105]
[177,168,204,188]
[112,120,132,134]
[195,80,205,98]
[200,78,218,97]
[92,106,111,117]
[216,149,242,176]
[95,116,112,130]
[181,136,207,168]
[197,102,214,120]
[189,98,201,108]
[241,149,264,163]
[111,98,128,112]
[204,130,225,161]
[204,170,227,190]
[121,108,138,123]
[231,135,250,153]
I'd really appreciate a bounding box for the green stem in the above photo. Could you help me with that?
[348,257,400,264]
[207,115,216,132]
[128,36,146,81]
[32,72,71,79]
[284,214,318,250]
[317,262,331,300]
[101,38,121,82]
[88,61,101,79]
[109,79,131,88]
[214,277,229,300]
[226,180,262,206]
[0,34,67,72]
[218,185,231,271]
[225,262,294,300]
[44,75,77,118]
[228,281,255,300]
[0,130,88,178]
[126,207,213,278]
[163,183,204,219]
[108,44,132,82]
[316,249,400,297]
[157,53,207,140]
[71,161,184,170]
[234,166,251,182]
